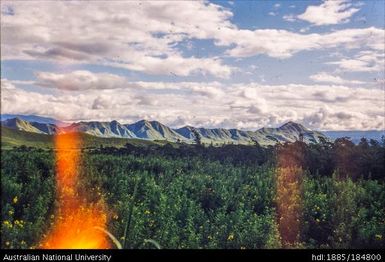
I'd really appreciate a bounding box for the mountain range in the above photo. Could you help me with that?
[2,114,383,146]
[1,115,327,146]
[0,114,68,126]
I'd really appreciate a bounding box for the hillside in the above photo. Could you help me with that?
[1,125,54,149]
[0,126,162,149]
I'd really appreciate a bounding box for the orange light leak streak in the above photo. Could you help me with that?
[275,143,304,247]
[40,129,110,249]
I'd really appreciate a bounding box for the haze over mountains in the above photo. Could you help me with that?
[1,115,327,146]
[323,130,385,144]
[1,114,383,145]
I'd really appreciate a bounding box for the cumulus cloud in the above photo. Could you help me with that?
[310,72,364,85]
[328,50,385,72]
[108,56,233,78]
[1,1,233,78]
[1,1,384,131]
[1,0,383,71]
[225,27,384,59]
[1,79,16,90]
[35,71,128,91]
[92,95,115,110]
[33,71,230,99]
[297,0,360,26]
[3,79,383,130]
[188,85,225,99]
[302,107,383,131]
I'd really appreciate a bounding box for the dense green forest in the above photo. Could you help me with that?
[1,137,385,249]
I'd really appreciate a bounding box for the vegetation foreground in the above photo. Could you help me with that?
[1,138,385,249]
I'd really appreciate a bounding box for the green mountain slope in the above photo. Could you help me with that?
[2,116,328,146]
[1,126,163,149]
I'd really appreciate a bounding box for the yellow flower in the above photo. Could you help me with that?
[375,234,382,240]
[227,234,234,241]
[144,210,151,215]
[3,220,12,228]
[12,196,18,204]
[316,218,320,223]
[8,210,14,216]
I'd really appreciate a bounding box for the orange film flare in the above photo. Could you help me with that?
[40,130,110,249]
[275,143,305,247]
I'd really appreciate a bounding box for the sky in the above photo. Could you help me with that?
[1,0,384,131]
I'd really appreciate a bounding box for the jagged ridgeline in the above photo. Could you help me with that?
[1,115,326,146]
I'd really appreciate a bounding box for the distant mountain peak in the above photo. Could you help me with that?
[282,120,296,126]
[1,117,52,134]
[279,121,308,132]
[132,119,154,127]
[136,119,149,123]
[3,117,24,125]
